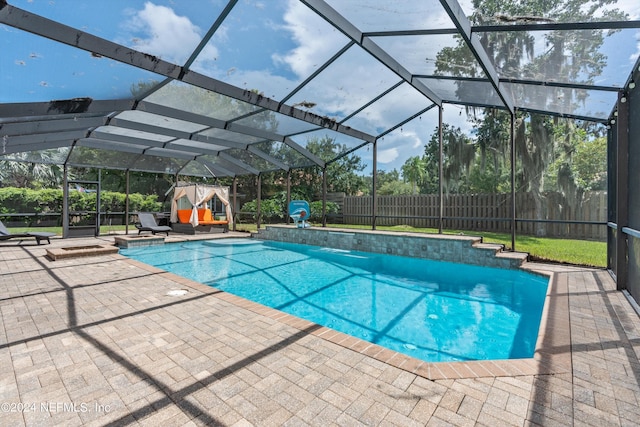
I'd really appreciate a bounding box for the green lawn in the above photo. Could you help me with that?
[8,222,605,267]
[461,230,606,267]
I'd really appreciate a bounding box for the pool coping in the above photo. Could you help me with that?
[116,251,570,381]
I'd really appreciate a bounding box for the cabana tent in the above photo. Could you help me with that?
[170,183,233,228]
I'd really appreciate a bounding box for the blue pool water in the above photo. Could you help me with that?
[120,238,549,363]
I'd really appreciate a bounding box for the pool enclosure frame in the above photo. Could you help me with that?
[1,1,640,304]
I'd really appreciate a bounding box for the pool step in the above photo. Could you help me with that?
[472,242,529,268]
[473,242,504,252]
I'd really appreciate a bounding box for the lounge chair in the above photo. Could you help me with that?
[0,220,56,245]
[135,213,172,236]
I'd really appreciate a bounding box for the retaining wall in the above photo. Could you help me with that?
[254,225,528,270]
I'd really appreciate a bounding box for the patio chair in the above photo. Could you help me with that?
[135,213,172,236]
[0,220,56,245]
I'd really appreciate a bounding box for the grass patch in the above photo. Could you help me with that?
[6,226,61,234]
[470,231,606,267]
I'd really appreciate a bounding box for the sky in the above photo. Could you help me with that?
[3,0,640,174]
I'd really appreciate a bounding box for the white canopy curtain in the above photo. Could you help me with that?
[170,183,233,227]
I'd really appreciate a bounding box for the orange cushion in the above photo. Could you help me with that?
[177,209,192,224]
[178,208,228,225]
[198,208,212,222]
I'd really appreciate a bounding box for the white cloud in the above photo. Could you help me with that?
[260,1,487,171]
[616,0,640,20]
[596,2,640,65]
[596,0,640,64]
[375,129,429,170]
[271,0,401,117]
[408,130,422,149]
[122,2,217,66]
[458,0,475,15]
[271,0,468,137]
[272,0,346,78]
[380,130,422,157]
[377,147,399,164]
[224,69,296,99]
[632,30,640,63]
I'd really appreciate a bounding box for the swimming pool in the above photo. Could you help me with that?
[120,238,549,363]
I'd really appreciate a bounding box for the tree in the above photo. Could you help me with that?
[287,136,366,200]
[361,169,403,195]
[401,156,426,194]
[378,180,414,195]
[423,124,475,194]
[571,136,607,191]
[0,151,68,189]
[469,109,511,193]
[433,0,623,234]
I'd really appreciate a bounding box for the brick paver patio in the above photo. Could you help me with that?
[1,233,639,426]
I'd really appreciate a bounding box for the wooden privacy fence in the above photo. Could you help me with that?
[340,191,607,240]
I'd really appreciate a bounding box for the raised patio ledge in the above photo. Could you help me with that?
[46,244,119,261]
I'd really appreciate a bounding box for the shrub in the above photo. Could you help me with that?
[0,187,162,214]
[309,201,339,221]
[240,196,338,223]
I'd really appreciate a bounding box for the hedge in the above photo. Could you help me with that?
[0,187,162,214]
